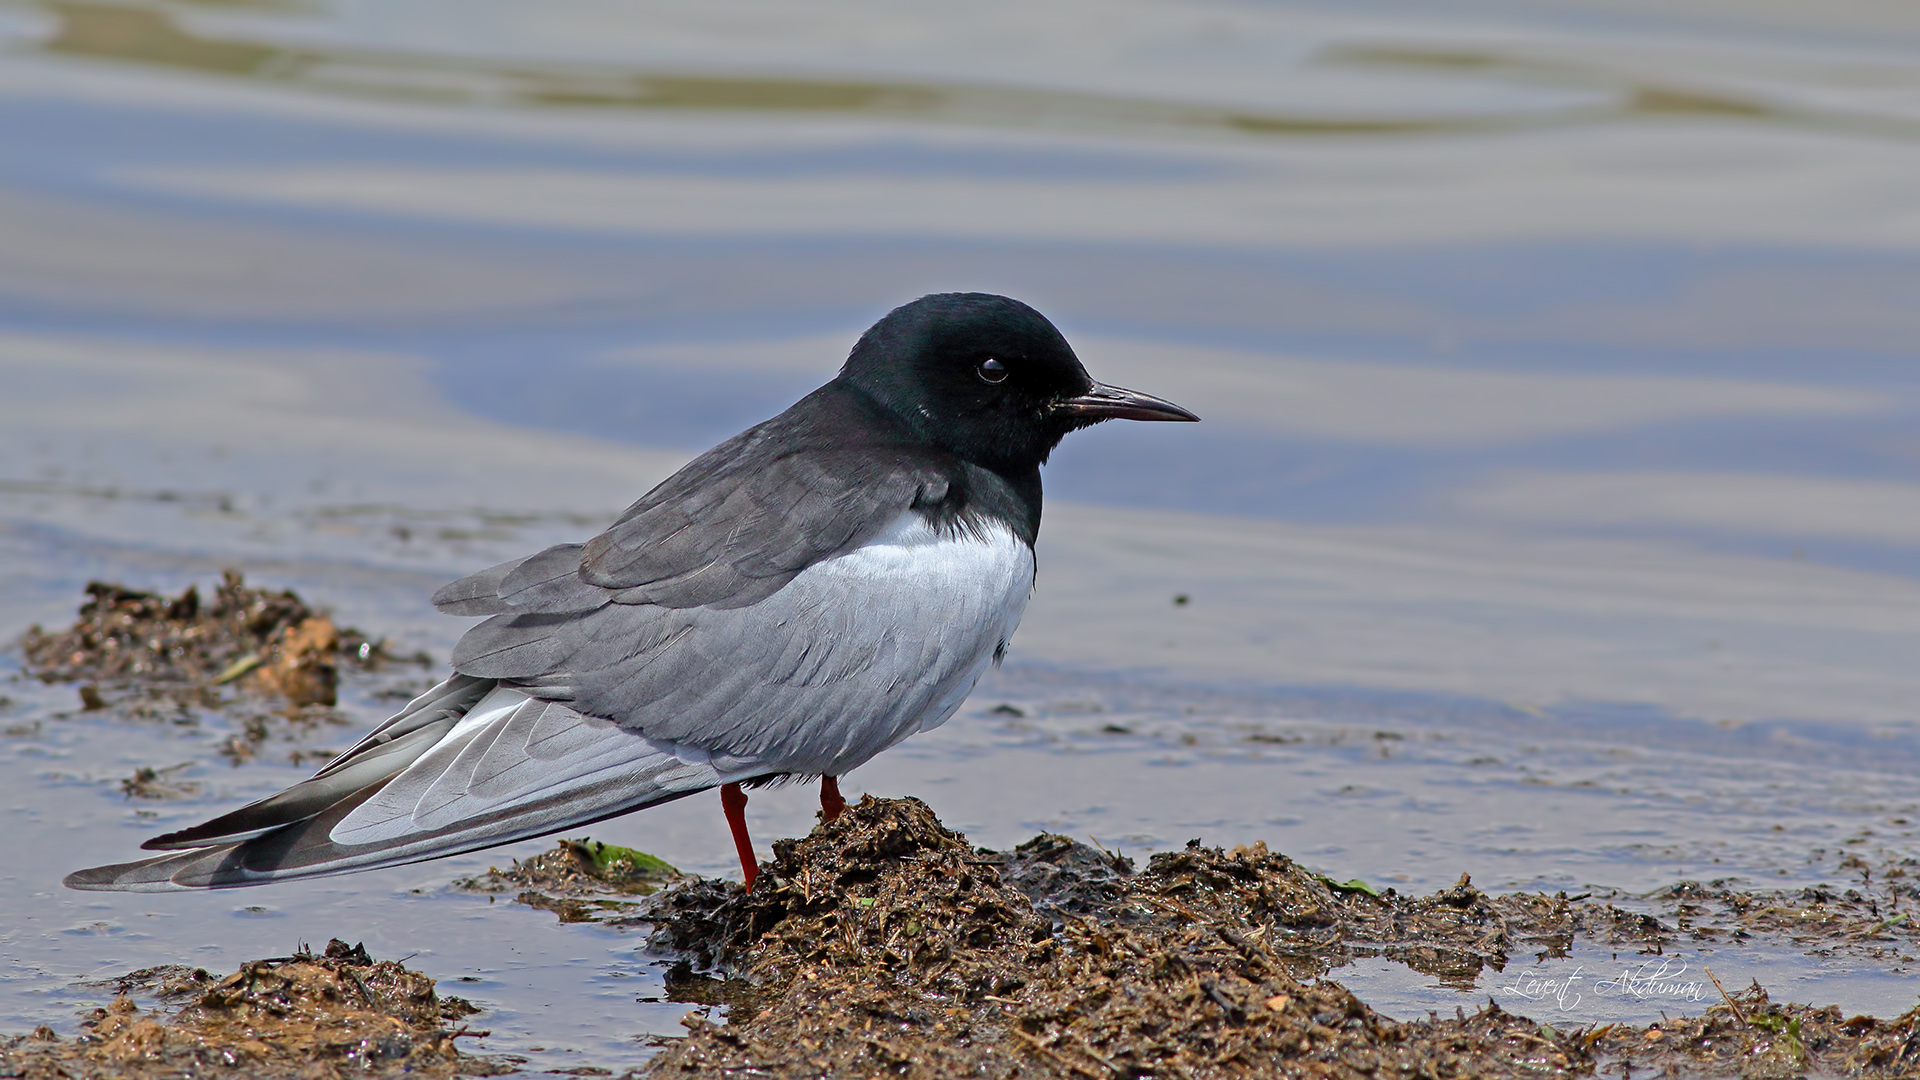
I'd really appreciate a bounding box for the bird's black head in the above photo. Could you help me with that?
[839,293,1196,474]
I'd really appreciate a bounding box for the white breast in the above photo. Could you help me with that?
[781,511,1034,768]
[819,511,1033,629]
[626,511,1035,778]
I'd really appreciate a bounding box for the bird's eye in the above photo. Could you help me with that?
[977,358,1009,384]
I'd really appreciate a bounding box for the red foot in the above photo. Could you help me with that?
[720,782,758,888]
[820,775,846,822]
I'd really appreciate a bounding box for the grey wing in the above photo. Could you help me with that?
[430,557,521,616]
[429,439,952,628]
[426,389,956,619]
[579,448,949,609]
[131,674,499,852]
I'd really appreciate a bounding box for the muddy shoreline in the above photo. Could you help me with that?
[9,799,1915,1079]
[7,576,1919,1078]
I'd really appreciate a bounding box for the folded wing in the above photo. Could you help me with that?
[66,681,728,891]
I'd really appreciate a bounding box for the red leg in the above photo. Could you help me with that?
[720,782,758,888]
[820,775,846,822]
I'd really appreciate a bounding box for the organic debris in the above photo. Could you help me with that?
[1583,981,1920,1078]
[95,965,223,1003]
[118,762,201,801]
[456,838,681,923]
[16,572,431,764]
[1645,875,1920,962]
[640,797,1920,1080]
[19,571,421,709]
[1004,837,1592,988]
[0,939,508,1079]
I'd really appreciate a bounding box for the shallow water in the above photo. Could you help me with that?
[3,0,1920,1069]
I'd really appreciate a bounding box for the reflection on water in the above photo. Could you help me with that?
[30,1,1548,133]
[1336,43,1920,140]
[4,0,1920,1066]
[20,1,1920,141]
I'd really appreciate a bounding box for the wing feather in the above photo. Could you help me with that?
[140,676,495,851]
[496,543,593,609]
[577,388,954,610]
[65,742,718,891]
[430,559,521,616]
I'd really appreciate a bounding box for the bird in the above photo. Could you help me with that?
[65,292,1197,892]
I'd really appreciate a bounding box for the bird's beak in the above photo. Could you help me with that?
[1057,382,1200,423]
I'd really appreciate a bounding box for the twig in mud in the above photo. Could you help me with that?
[1859,912,1909,938]
[1704,967,1748,1028]
[1511,1027,1562,1051]
[338,967,376,1009]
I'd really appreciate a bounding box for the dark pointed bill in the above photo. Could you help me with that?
[1057,382,1200,423]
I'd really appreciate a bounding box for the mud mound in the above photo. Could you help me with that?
[0,939,508,1079]
[641,797,1920,1080]
[16,572,431,764]
[647,795,1050,989]
[1019,836,1584,987]
[19,570,417,709]
[642,797,1558,1078]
